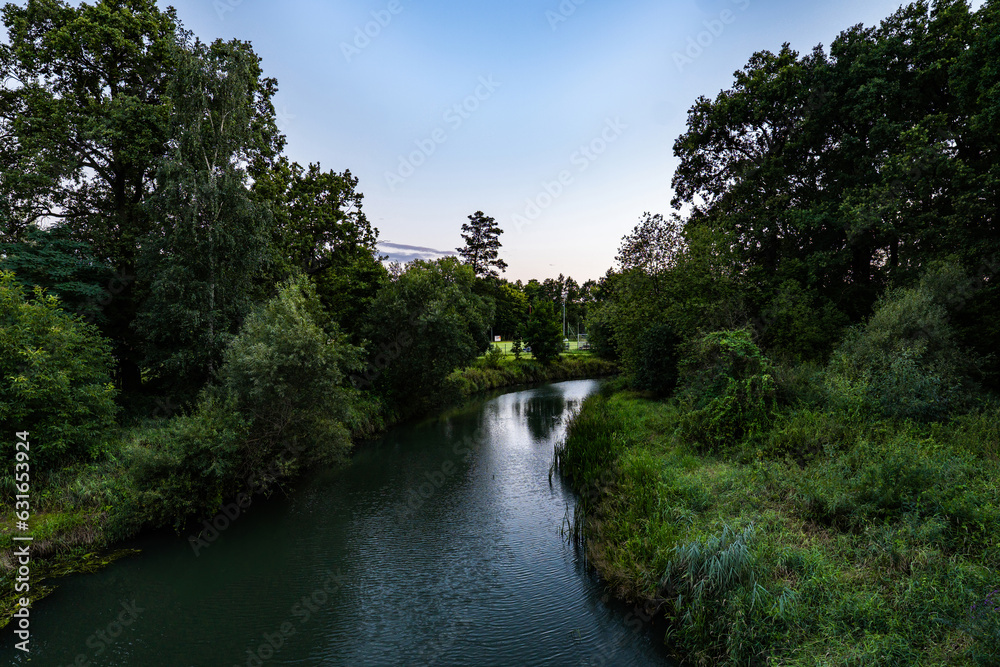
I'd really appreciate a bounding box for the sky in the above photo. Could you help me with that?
[162,0,985,282]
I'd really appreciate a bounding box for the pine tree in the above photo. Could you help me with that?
[456,211,508,279]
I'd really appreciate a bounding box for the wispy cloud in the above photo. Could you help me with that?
[378,241,457,264]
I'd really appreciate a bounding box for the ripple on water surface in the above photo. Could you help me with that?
[2,380,673,666]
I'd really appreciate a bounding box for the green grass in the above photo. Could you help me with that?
[482,338,593,360]
[556,390,1000,665]
[449,354,617,396]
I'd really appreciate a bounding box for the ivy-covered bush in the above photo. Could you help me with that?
[675,329,777,454]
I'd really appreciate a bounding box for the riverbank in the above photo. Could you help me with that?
[555,387,1000,664]
[1,355,617,629]
[448,354,618,396]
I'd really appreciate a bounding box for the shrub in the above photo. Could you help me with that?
[827,262,982,421]
[361,257,493,411]
[675,329,777,454]
[757,279,848,362]
[632,322,681,397]
[218,275,364,471]
[524,300,564,365]
[128,277,365,529]
[585,303,619,360]
[0,271,119,474]
[481,344,506,370]
[127,394,247,529]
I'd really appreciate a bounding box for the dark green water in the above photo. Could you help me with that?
[4,380,672,666]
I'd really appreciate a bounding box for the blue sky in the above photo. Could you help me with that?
[167,0,984,282]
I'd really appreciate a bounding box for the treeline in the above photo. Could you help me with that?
[588,0,999,390]
[558,1,1000,663]
[0,0,602,546]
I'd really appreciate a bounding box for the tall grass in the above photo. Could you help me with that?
[554,388,1000,664]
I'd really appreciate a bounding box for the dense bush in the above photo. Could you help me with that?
[128,277,364,528]
[756,279,847,362]
[585,303,619,360]
[827,262,982,422]
[361,257,493,412]
[524,300,564,365]
[218,275,363,469]
[0,271,119,473]
[675,329,777,453]
[127,394,247,529]
[632,322,681,396]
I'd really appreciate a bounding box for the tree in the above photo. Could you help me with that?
[524,300,564,365]
[511,335,524,361]
[0,271,119,472]
[218,276,364,469]
[361,257,493,411]
[616,212,685,280]
[0,0,182,393]
[0,224,113,323]
[252,156,387,341]
[456,210,507,279]
[477,279,528,340]
[252,157,379,276]
[134,34,281,399]
[312,250,389,343]
[633,322,682,396]
[670,2,982,324]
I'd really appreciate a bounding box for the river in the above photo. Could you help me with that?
[4,380,672,666]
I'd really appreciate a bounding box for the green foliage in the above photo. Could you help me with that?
[632,322,681,397]
[675,329,777,454]
[0,271,119,473]
[252,158,378,276]
[478,279,528,340]
[313,250,389,343]
[135,34,280,398]
[217,275,363,469]
[524,300,563,365]
[600,221,739,378]
[361,257,493,412]
[584,302,618,360]
[671,2,991,322]
[481,344,506,370]
[126,393,247,529]
[129,277,363,528]
[0,225,114,324]
[793,429,999,538]
[827,262,982,421]
[0,0,186,394]
[0,0,180,255]
[756,280,848,362]
[511,336,523,361]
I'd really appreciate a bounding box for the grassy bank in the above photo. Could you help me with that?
[555,386,1000,665]
[448,353,618,396]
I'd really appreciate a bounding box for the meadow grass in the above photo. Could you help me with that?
[556,390,1000,665]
